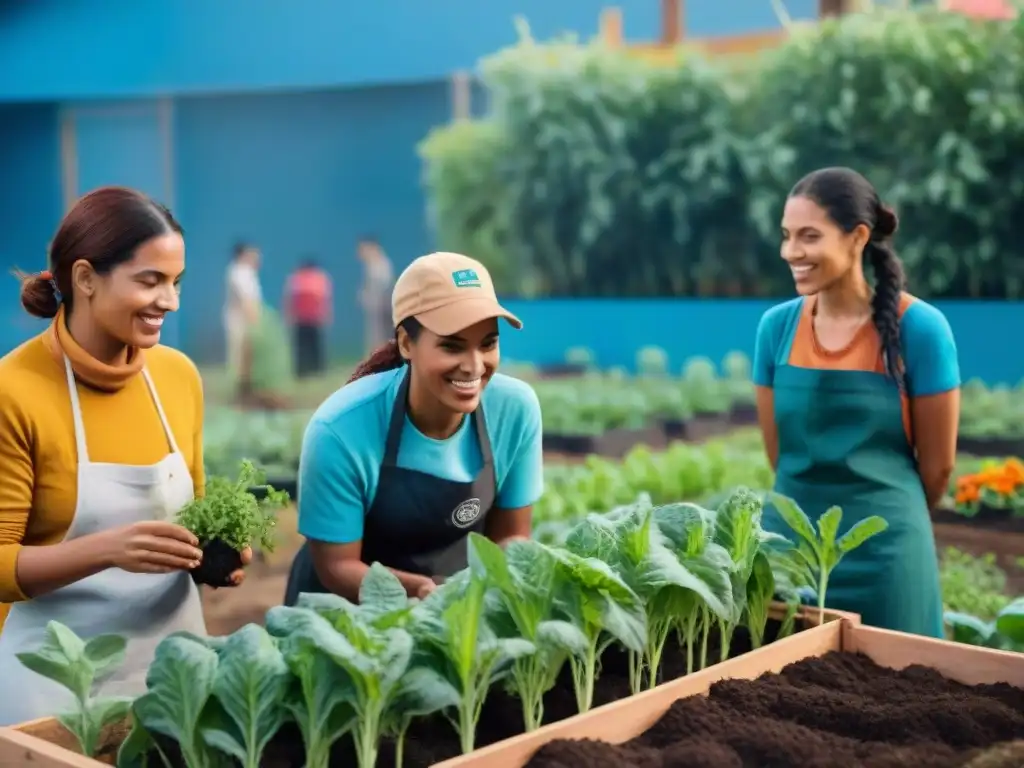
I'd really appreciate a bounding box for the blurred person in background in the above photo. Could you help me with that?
[284,256,332,378]
[0,187,250,726]
[223,241,263,379]
[754,167,959,638]
[357,236,393,355]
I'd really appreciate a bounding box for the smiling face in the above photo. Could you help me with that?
[74,232,185,349]
[400,317,500,415]
[780,195,869,296]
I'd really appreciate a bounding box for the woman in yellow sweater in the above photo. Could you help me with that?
[0,187,249,726]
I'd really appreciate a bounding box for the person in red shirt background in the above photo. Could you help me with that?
[284,257,332,378]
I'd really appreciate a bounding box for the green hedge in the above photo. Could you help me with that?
[418,9,1024,299]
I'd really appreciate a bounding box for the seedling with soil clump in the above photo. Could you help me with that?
[176,460,289,586]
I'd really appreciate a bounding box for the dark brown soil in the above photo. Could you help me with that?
[190,538,244,587]
[526,651,1024,768]
[147,620,775,767]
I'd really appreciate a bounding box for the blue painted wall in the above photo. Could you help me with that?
[497,298,1024,386]
[0,103,62,348]
[0,0,815,102]
[174,83,451,360]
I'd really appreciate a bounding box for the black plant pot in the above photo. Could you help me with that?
[190,538,243,588]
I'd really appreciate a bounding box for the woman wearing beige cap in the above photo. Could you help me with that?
[284,252,543,602]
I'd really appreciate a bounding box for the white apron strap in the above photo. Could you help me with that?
[62,356,179,459]
[62,354,90,463]
[141,368,180,455]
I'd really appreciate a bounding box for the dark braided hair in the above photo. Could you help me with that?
[347,317,423,383]
[789,167,906,391]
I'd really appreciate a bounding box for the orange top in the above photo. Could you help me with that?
[788,293,915,441]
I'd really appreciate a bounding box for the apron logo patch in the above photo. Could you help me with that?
[452,269,481,288]
[451,498,482,528]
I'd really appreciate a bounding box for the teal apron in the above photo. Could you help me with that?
[762,363,944,638]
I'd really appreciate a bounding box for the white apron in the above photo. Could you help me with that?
[0,355,207,726]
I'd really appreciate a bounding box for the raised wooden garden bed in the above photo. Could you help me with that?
[0,603,858,767]
[957,435,1024,458]
[435,619,1024,768]
[728,402,758,426]
[660,412,731,442]
[931,504,1024,535]
[543,425,666,457]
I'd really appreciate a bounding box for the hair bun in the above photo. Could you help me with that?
[875,204,899,239]
[19,271,60,319]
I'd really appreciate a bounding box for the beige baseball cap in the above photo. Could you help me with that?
[392,252,523,336]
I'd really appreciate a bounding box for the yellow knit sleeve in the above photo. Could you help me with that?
[0,391,34,603]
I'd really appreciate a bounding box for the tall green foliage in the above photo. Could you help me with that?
[248,307,294,394]
[419,8,1024,298]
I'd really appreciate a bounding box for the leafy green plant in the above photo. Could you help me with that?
[201,625,291,768]
[263,608,353,768]
[266,563,448,768]
[940,547,1012,621]
[15,621,132,759]
[711,487,770,660]
[945,597,1024,651]
[469,536,586,730]
[176,460,288,553]
[408,546,535,753]
[651,501,734,674]
[565,499,729,693]
[125,632,222,768]
[768,493,889,623]
[247,306,295,395]
[547,544,646,713]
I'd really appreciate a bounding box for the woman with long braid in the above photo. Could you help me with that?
[753,167,959,637]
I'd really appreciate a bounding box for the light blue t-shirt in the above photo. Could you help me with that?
[298,367,544,544]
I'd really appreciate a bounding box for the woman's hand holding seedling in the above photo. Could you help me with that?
[100,520,204,574]
[225,546,254,587]
[175,460,289,586]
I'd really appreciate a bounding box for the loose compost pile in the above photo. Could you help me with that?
[527,651,1024,768]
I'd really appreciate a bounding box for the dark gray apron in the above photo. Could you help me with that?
[284,368,496,605]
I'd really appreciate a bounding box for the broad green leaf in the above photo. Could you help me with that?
[835,516,889,554]
[133,634,220,768]
[767,492,819,553]
[816,506,843,550]
[944,611,995,646]
[995,598,1024,644]
[83,634,128,677]
[358,563,411,624]
[202,624,291,767]
[536,619,588,657]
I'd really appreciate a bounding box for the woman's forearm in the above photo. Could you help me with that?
[13,535,114,599]
[921,468,953,511]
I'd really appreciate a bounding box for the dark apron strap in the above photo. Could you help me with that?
[382,367,411,468]
[383,366,494,471]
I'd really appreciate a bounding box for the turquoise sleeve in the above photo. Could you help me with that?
[297,419,368,544]
[901,301,961,398]
[495,385,544,509]
[753,308,778,387]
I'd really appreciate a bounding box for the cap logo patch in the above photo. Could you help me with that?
[452,269,481,288]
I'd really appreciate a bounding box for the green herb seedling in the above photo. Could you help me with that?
[16,621,132,758]
[768,493,889,624]
[177,459,289,554]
